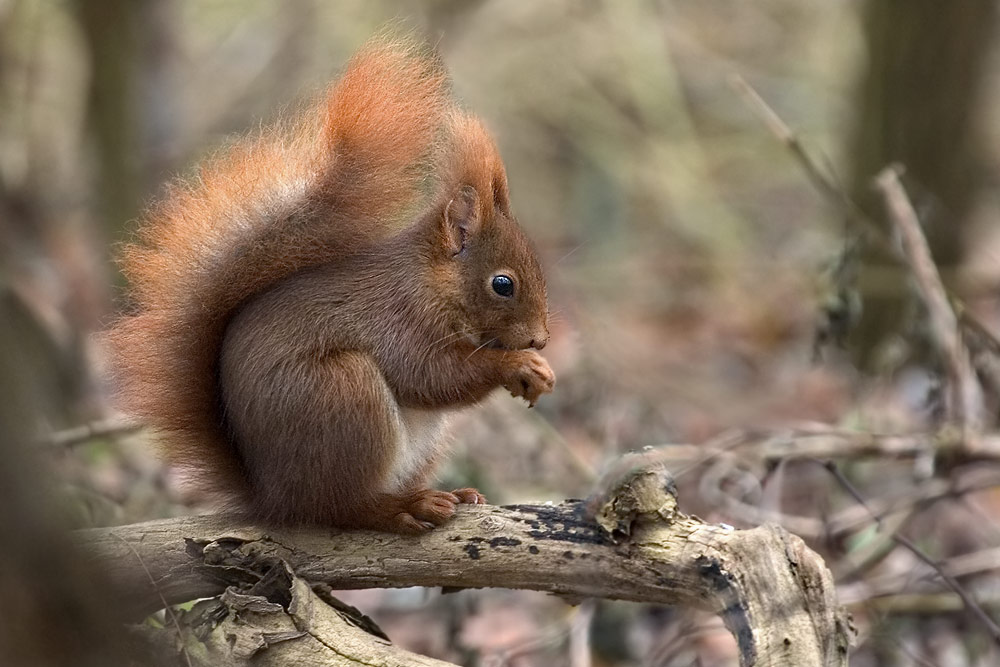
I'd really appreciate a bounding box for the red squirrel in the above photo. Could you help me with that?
[107,38,555,534]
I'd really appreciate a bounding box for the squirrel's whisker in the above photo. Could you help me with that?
[465,337,497,362]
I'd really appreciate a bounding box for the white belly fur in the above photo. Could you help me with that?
[382,407,450,494]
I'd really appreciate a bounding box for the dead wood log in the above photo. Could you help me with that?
[78,464,851,666]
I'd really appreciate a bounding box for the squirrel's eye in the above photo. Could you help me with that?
[491,274,514,297]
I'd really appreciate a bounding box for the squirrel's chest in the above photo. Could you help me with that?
[382,407,450,493]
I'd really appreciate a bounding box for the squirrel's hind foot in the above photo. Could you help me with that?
[372,487,486,534]
[378,489,460,534]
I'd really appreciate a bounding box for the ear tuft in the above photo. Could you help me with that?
[443,185,480,255]
[492,175,511,217]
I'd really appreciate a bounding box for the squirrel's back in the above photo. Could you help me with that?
[107,38,475,501]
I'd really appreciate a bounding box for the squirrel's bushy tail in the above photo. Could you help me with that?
[107,39,454,501]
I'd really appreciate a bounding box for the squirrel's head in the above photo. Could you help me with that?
[438,185,549,351]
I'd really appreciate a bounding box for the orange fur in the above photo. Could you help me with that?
[107,36,554,529]
[108,39,453,501]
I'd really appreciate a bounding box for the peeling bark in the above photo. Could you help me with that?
[79,464,851,666]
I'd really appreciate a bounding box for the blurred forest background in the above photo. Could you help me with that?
[4,1,1000,665]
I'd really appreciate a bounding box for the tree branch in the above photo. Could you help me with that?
[77,466,851,666]
[874,165,982,434]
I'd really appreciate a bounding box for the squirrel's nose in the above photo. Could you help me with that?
[529,334,548,350]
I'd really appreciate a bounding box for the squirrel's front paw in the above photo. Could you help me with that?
[503,351,556,407]
[452,487,487,504]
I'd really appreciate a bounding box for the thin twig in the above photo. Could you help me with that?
[649,425,1000,470]
[727,73,879,240]
[729,72,1000,416]
[568,599,595,667]
[113,533,193,667]
[820,460,1000,645]
[44,419,143,448]
[673,428,751,478]
[485,618,570,667]
[874,165,982,434]
[840,546,1000,604]
[859,591,1000,615]
[701,453,1000,540]
[892,533,1000,643]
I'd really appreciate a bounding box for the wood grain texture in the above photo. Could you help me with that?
[79,468,850,666]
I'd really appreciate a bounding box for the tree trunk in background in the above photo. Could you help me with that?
[76,0,142,261]
[136,0,182,196]
[847,0,996,372]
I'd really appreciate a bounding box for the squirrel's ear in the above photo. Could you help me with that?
[442,185,480,255]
